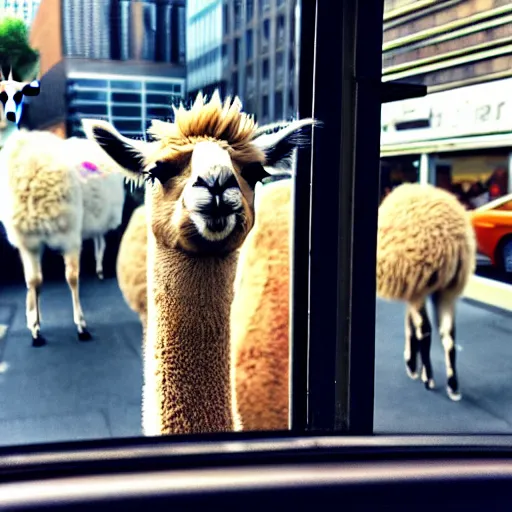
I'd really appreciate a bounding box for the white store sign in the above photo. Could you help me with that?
[381,77,512,146]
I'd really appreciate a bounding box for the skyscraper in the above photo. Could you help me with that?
[0,0,41,26]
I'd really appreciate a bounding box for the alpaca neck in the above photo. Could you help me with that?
[143,229,238,435]
[0,123,19,149]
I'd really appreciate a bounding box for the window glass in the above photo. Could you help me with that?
[0,0,302,447]
[376,0,512,434]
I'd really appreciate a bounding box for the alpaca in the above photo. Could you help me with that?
[377,182,477,401]
[0,128,92,346]
[83,90,316,435]
[0,74,94,346]
[63,136,127,279]
[230,176,292,431]
[112,119,309,330]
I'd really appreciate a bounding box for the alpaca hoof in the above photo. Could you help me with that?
[32,334,46,347]
[97,271,104,280]
[424,379,435,390]
[78,328,92,342]
[447,387,462,401]
[406,367,418,380]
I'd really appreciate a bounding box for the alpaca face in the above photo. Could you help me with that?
[146,140,259,254]
[0,75,40,127]
[182,142,247,242]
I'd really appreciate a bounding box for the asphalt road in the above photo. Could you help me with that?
[0,275,511,447]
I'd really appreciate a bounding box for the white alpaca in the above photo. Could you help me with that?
[0,128,91,346]
[64,137,126,279]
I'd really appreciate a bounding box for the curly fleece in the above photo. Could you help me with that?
[230,179,291,431]
[377,182,476,304]
[116,204,148,323]
[0,130,83,251]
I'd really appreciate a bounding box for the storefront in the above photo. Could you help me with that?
[380,76,512,208]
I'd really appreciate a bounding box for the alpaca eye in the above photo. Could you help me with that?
[240,162,271,189]
[146,160,180,185]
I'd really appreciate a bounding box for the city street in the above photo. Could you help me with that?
[0,274,511,447]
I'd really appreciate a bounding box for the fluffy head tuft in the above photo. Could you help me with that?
[146,90,264,168]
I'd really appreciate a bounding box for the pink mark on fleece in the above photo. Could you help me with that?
[79,161,104,180]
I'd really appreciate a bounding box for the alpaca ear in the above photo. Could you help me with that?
[22,80,40,97]
[252,118,320,170]
[82,118,148,180]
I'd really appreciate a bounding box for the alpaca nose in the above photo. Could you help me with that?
[6,111,15,123]
[207,193,233,217]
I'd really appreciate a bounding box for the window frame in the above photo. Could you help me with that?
[290,0,383,434]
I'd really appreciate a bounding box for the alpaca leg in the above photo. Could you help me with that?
[19,247,45,347]
[404,305,419,380]
[63,249,92,341]
[409,303,435,390]
[433,291,460,401]
[93,235,106,280]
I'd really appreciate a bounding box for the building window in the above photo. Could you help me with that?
[432,152,509,209]
[261,19,270,52]
[277,14,285,46]
[232,71,239,96]
[262,94,269,117]
[234,0,242,30]
[246,29,253,60]
[234,38,241,65]
[275,91,283,120]
[223,3,229,32]
[276,50,284,81]
[246,65,254,95]
[380,156,420,202]
[289,89,294,113]
[290,11,295,44]
[112,105,142,117]
[246,0,254,21]
[262,59,269,79]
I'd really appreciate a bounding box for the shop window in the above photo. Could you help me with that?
[380,155,420,202]
[433,153,509,210]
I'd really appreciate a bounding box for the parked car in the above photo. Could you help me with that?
[470,193,512,273]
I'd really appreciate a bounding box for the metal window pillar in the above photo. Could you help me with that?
[291,0,384,435]
[419,153,430,184]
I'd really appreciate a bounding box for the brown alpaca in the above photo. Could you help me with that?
[83,91,315,435]
[231,177,291,431]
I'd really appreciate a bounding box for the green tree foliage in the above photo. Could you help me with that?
[0,16,39,82]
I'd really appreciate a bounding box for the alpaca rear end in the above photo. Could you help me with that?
[377,182,476,401]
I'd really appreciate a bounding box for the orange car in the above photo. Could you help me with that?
[470,193,512,273]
